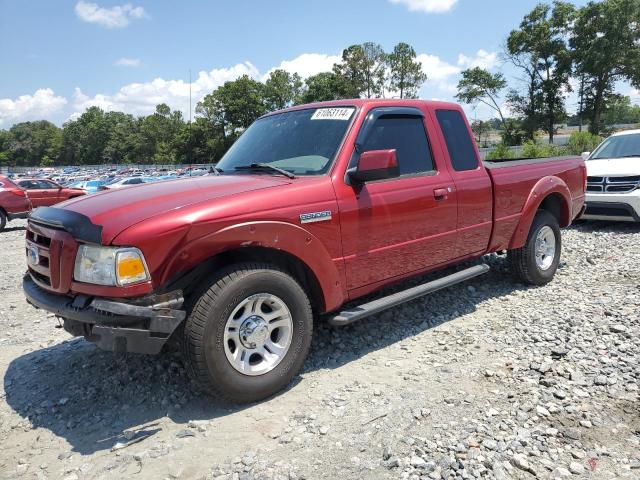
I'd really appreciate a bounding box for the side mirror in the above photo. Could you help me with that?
[581,151,591,161]
[348,149,400,184]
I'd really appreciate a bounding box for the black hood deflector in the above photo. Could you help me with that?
[29,207,103,244]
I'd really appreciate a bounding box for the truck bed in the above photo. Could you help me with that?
[483,155,578,169]
[484,155,586,251]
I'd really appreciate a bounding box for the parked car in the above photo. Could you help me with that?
[98,176,153,190]
[581,129,640,222]
[0,176,85,231]
[13,178,86,208]
[69,180,108,194]
[22,99,586,402]
[0,176,31,231]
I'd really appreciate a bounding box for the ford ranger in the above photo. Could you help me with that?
[22,99,586,402]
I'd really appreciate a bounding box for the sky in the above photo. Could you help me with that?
[1,0,634,128]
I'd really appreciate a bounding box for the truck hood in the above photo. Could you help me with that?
[58,175,290,243]
[586,157,640,177]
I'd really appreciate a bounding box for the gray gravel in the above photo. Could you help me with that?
[0,218,638,479]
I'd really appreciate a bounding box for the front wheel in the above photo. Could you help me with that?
[182,263,313,403]
[0,210,6,232]
[508,210,561,286]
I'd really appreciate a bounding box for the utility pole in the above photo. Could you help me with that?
[189,69,192,164]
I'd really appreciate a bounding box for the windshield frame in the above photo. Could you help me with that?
[217,105,360,177]
[589,132,640,160]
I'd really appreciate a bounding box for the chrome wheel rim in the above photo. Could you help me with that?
[534,226,556,271]
[223,293,293,376]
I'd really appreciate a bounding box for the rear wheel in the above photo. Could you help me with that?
[0,210,7,232]
[182,263,313,403]
[508,210,561,285]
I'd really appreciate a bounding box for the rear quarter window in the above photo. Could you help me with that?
[436,110,478,171]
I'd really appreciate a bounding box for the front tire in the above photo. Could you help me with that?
[0,210,6,232]
[182,263,313,403]
[508,210,561,286]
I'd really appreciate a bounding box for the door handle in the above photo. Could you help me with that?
[433,188,449,200]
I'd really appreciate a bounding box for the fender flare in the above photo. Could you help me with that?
[508,176,572,250]
[162,221,345,312]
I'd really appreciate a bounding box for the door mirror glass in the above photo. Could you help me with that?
[349,149,400,184]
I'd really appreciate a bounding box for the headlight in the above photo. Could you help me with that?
[74,245,150,286]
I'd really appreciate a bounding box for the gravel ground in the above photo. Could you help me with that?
[0,218,638,480]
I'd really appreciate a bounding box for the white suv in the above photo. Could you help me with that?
[582,130,640,222]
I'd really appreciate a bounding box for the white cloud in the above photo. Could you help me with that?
[263,53,341,81]
[114,57,140,67]
[457,49,498,70]
[417,54,460,81]
[73,62,260,118]
[389,0,457,13]
[0,89,67,126]
[75,1,146,28]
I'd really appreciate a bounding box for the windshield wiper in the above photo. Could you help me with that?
[234,163,296,179]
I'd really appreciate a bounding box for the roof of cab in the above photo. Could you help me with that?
[263,98,463,118]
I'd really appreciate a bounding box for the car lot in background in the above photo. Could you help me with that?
[582,130,640,222]
[0,164,218,198]
[0,175,86,231]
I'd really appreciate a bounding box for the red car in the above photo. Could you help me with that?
[22,99,586,402]
[0,176,85,231]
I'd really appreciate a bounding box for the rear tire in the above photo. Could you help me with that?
[182,263,313,403]
[508,210,561,286]
[0,210,6,232]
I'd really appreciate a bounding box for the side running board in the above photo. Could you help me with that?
[328,264,490,327]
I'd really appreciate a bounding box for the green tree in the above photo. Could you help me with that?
[2,120,62,166]
[196,75,266,153]
[264,69,303,111]
[333,45,368,98]
[456,67,513,141]
[299,72,346,103]
[59,107,110,165]
[471,120,491,147]
[602,95,640,125]
[572,0,640,134]
[386,42,427,99]
[507,1,575,143]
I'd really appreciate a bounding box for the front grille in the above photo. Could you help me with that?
[25,221,78,293]
[586,175,640,194]
[26,229,52,247]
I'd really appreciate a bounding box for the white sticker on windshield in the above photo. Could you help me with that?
[310,108,354,121]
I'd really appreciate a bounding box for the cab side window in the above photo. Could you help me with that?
[361,115,434,175]
[436,109,478,171]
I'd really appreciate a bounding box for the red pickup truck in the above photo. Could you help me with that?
[23,99,586,402]
[0,176,85,231]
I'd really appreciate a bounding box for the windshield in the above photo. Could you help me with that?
[590,133,640,160]
[216,107,356,175]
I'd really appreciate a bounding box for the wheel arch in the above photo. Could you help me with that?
[160,221,346,314]
[508,176,572,250]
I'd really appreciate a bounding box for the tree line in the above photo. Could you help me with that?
[1,0,640,168]
[460,0,640,147]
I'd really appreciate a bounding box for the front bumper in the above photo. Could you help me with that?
[23,273,185,354]
[582,191,640,222]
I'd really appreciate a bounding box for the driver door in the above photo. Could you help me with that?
[337,108,458,291]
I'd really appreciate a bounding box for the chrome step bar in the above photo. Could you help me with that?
[328,264,490,327]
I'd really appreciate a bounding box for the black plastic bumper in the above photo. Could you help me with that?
[23,274,185,354]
